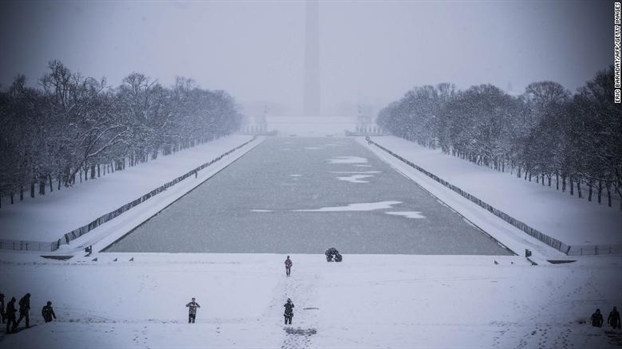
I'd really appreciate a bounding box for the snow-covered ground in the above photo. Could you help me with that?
[1,253,621,348]
[368,136,622,249]
[1,135,621,348]
[0,135,258,244]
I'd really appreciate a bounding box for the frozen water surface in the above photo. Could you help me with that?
[105,137,512,255]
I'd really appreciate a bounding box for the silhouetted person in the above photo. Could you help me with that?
[591,308,604,327]
[15,293,31,330]
[0,293,5,324]
[5,297,17,334]
[285,256,293,277]
[41,301,57,323]
[608,306,621,330]
[284,298,294,325]
[186,297,200,323]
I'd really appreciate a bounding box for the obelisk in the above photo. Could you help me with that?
[303,0,320,116]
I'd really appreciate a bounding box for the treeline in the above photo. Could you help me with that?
[377,66,622,209]
[0,60,242,207]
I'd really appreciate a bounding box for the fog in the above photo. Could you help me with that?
[0,0,613,116]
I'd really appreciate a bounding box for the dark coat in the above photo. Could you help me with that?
[186,301,200,315]
[284,301,294,317]
[18,294,30,314]
[6,299,17,319]
[42,305,56,321]
[608,308,620,327]
[591,310,604,327]
[325,248,338,256]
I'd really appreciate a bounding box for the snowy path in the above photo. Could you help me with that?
[278,272,321,349]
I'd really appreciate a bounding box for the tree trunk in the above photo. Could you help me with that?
[20,187,24,201]
[97,164,101,178]
[39,177,46,195]
[598,180,602,204]
[556,174,559,190]
[30,182,35,198]
[588,181,592,201]
[90,165,96,179]
[48,174,53,192]
[562,175,566,192]
[606,181,612,207]
[577,180,582,198]
[570,177,574,195]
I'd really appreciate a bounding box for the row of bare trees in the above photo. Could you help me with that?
[0,61,242,207]
[377,66,622,209]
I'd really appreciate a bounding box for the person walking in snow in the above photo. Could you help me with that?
[284,298,294,325]
[0,293,5,324]
[15,293,31,330]
[186,297,200,324]
[285,256,293,277]
[591,308,604,327]
[41,301,57,323]
[608,306,621,330]
[5,297,17,334]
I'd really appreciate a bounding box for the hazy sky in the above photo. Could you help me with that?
[0,0,614,116]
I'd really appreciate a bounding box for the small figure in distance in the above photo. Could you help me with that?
[186,297,201,324]
[608,306,621,330]
[284,298,294,325]
[41,301,57,323]
[591,308,604,327]
[5,297,17,334]
[285,256,293,277]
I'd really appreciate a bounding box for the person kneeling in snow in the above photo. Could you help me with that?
[41,301,56,323]
[284,298,294,325]
[325,247,342,262]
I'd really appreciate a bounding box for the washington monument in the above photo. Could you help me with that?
[303,0,320,116]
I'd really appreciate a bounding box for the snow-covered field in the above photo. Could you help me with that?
[369,137,622,248]
[1,253,621,348]
[1,134,621,348]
